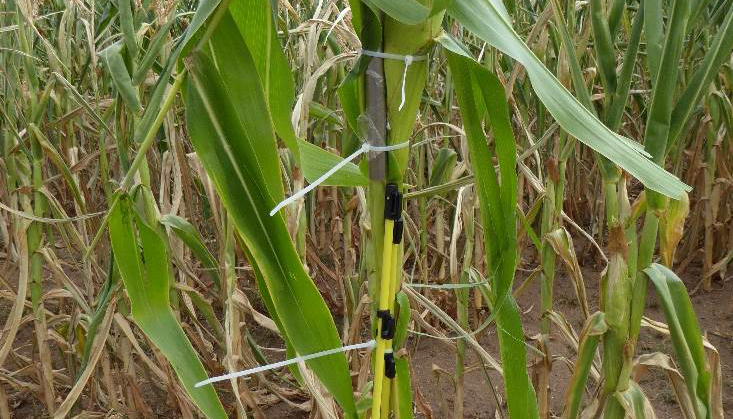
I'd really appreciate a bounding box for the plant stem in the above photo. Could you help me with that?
[86,69,187,257]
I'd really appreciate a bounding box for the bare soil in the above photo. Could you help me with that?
[1,254,730,418]
[261,258,733,418]
[406,263,732,418]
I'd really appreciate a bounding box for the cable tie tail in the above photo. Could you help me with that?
[398,56,413,111]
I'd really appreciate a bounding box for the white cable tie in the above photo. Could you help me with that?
[360,49,426,62]
[360,49,427,112]
[399,55,412,111]
[195,339,377,387]
[269,141,410,216]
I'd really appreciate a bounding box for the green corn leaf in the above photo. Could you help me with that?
[607,5,645,131]
[230,0,366,186]
[644,0,664,87]
[355,381,374,415]
[561,312,608,419]
[446,47,511,324]
[135,0,221,142]
[108,195,226,419]
[608,0,626,37]
[178,284,226,342]
[383,12,439,182]
[444,0,691,199]
[447,47,539,419]
[644,263,711,419]
[133,18,176,85]
[668,8,733,149]
[159,215,221,290]
[395,356,414,419]
[29,124,86,212]
[337,75,364,135]
[642,0,690,163]
[99,42,142,115]
[239,241,304,384]
[117,0,137,58]
[182,12,356,417]
[548,0,595,113]
[643,0,691,210]
[367,0,430,25]
[393,291,410,349]
[428,148,457,188]
[228,0,299,159]
[298,139,369,186]
[430,0,454,16]
[590,0,618,95]
[338,1,380,154]
[615,381,656,419]
[53,72,117,141]
[689,0,717,28]
[309,103,343,128]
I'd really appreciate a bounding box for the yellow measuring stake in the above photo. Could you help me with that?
[371,218,394,419]
[380,240,401,418]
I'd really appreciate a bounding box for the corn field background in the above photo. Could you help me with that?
[0,0,732,418]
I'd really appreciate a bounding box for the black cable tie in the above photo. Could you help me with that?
[376,310,395,340]
[384,183,402,220]
[392,218,403,244]
[384,351,396,378]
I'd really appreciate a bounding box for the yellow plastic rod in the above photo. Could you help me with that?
[380,241,401,418]
[371,219,394,419]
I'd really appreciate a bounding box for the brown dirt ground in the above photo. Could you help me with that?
[405,262,732,418]
[1,252,731,418]
[262,258,733,418]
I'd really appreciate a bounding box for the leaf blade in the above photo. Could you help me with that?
[445,0,690,199]
[109,196,226,419]
[182,13,357,416]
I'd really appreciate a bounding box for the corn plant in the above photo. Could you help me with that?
[0,0,730,418]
